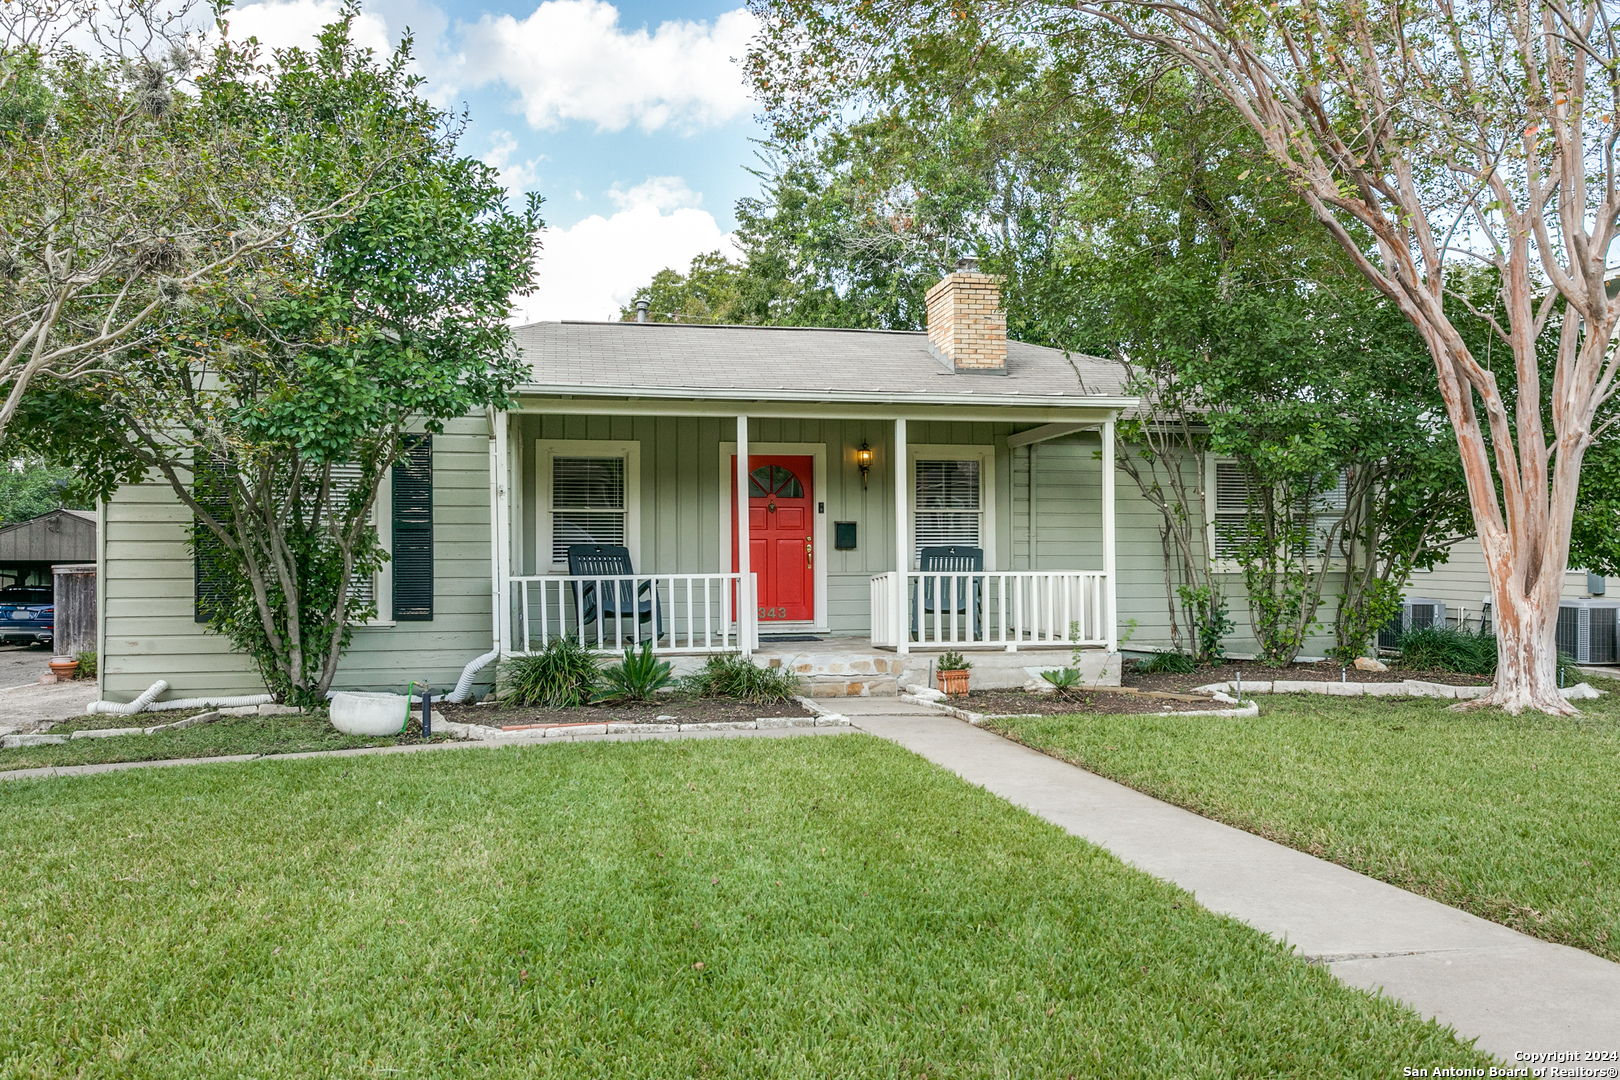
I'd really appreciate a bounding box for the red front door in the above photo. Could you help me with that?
[732,455,814,623]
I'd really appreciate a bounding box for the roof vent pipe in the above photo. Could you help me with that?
[635,299,649,323]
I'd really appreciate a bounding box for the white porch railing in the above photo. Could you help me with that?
[508,573,756,655]
[869,571,1109,650]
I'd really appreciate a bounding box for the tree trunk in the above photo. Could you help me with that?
[1477,561,1575,715]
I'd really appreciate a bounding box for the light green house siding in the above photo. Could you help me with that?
[98,415,495,702]
[98,407,1353,703]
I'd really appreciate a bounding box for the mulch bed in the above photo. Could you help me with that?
[1124,660,1489,695]
[438,694,815,729]
[945,688,1224,716]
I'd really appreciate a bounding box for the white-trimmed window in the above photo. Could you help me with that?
[1209,456,1347,566]
[909,446,995,568]
[325,462,392,624]
[537,440,641,571]
[1212,460,1254,562]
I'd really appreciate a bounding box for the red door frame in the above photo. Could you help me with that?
[732,455,814,624]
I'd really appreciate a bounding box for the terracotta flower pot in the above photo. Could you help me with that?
[48,657,79,680]
[937,669,970,697]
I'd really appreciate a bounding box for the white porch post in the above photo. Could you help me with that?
[736,414,752,656]
[894,416,909,654]
[1102,416,1118,652]
[491,408,512,654]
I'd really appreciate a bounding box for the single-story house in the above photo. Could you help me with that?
[96,262,1480,702]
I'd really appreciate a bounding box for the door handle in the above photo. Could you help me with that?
[806,539,813,569]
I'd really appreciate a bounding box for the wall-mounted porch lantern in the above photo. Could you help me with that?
[856,441,874,489]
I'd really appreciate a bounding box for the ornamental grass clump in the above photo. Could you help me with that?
[1135,651,1198,675]
[1396,626,1582,685]
[682,653,802,704]
[499,636,600,707]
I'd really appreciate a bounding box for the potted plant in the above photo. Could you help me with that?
[936,651,971,697]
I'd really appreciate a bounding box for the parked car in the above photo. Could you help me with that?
[0,586,53,646]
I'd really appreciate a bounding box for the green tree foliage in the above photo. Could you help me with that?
[618,251,745,324]
[0,455,88,525]
[735,12,1474,660]
[1572,428,1619,579]
[23,18,542,703]
[0,10,371,442]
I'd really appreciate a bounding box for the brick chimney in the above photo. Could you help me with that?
[925,257,1006,372]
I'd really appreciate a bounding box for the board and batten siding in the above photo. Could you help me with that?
[99,415,493,702]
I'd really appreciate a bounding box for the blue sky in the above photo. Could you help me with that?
[223,0,765,320]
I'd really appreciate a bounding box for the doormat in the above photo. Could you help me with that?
[758,634,823,642]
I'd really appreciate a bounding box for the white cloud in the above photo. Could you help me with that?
[482,131,547,202]
[607,175,701,213]
[456,0,756,133]
[517,177,738,322]
[219,0,395,57]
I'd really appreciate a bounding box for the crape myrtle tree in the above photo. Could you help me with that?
[24,18,542,703]
[0,0,375,440]
[1064,0,1620,712]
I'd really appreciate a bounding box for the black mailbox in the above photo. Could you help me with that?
[834,521,858,550]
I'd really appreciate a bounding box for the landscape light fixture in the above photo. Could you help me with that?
[856,442,874,489]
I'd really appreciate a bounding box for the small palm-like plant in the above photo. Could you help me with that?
[499,635,600,707]
[599,641,674,702]
[1040,667,1084,698]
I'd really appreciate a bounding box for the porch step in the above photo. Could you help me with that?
[757,649,906,698]
[802,674,900,699]
[752,642,1122,694]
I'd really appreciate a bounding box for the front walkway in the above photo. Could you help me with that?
[836,697,1620,1062]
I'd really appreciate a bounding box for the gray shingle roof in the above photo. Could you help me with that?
[513,321,1133,405]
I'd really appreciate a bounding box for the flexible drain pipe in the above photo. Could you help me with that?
[86,680,274,716]
[446,649,499,703]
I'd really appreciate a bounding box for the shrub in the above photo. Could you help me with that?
[1135,651,1198,675]
[937,650,971,672]
[1395,626,1583,686]
[598,641,674,702]
[499,636,600,707]
[682,653,802,704]
[1395,627,1497,675]
[74,649,97,679]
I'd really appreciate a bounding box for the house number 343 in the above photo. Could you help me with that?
[758,606,788,619]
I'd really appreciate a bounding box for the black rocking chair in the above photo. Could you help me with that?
[913,544,984,639]
[566,544,662,643]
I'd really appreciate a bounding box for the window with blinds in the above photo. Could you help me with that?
[915,458,981,564]
[1212,461,1254,560]
[1213,460,1347,561]
[551,456,626,565]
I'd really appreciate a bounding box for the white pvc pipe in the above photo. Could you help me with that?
[146,694,273,712]
[86,680,274,716]
[446,649,499,703]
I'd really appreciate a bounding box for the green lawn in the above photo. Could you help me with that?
[0,735,1484,1077]
[0,712,437,770]
[988,676,1620,962]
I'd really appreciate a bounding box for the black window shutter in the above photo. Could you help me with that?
[194,457,232,623]
[392,434,433,620]
[194,530,230,622]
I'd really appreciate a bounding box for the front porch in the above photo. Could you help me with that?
[490,405,1123,674]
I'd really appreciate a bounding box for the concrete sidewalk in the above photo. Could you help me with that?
[837,697,1620,1061]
